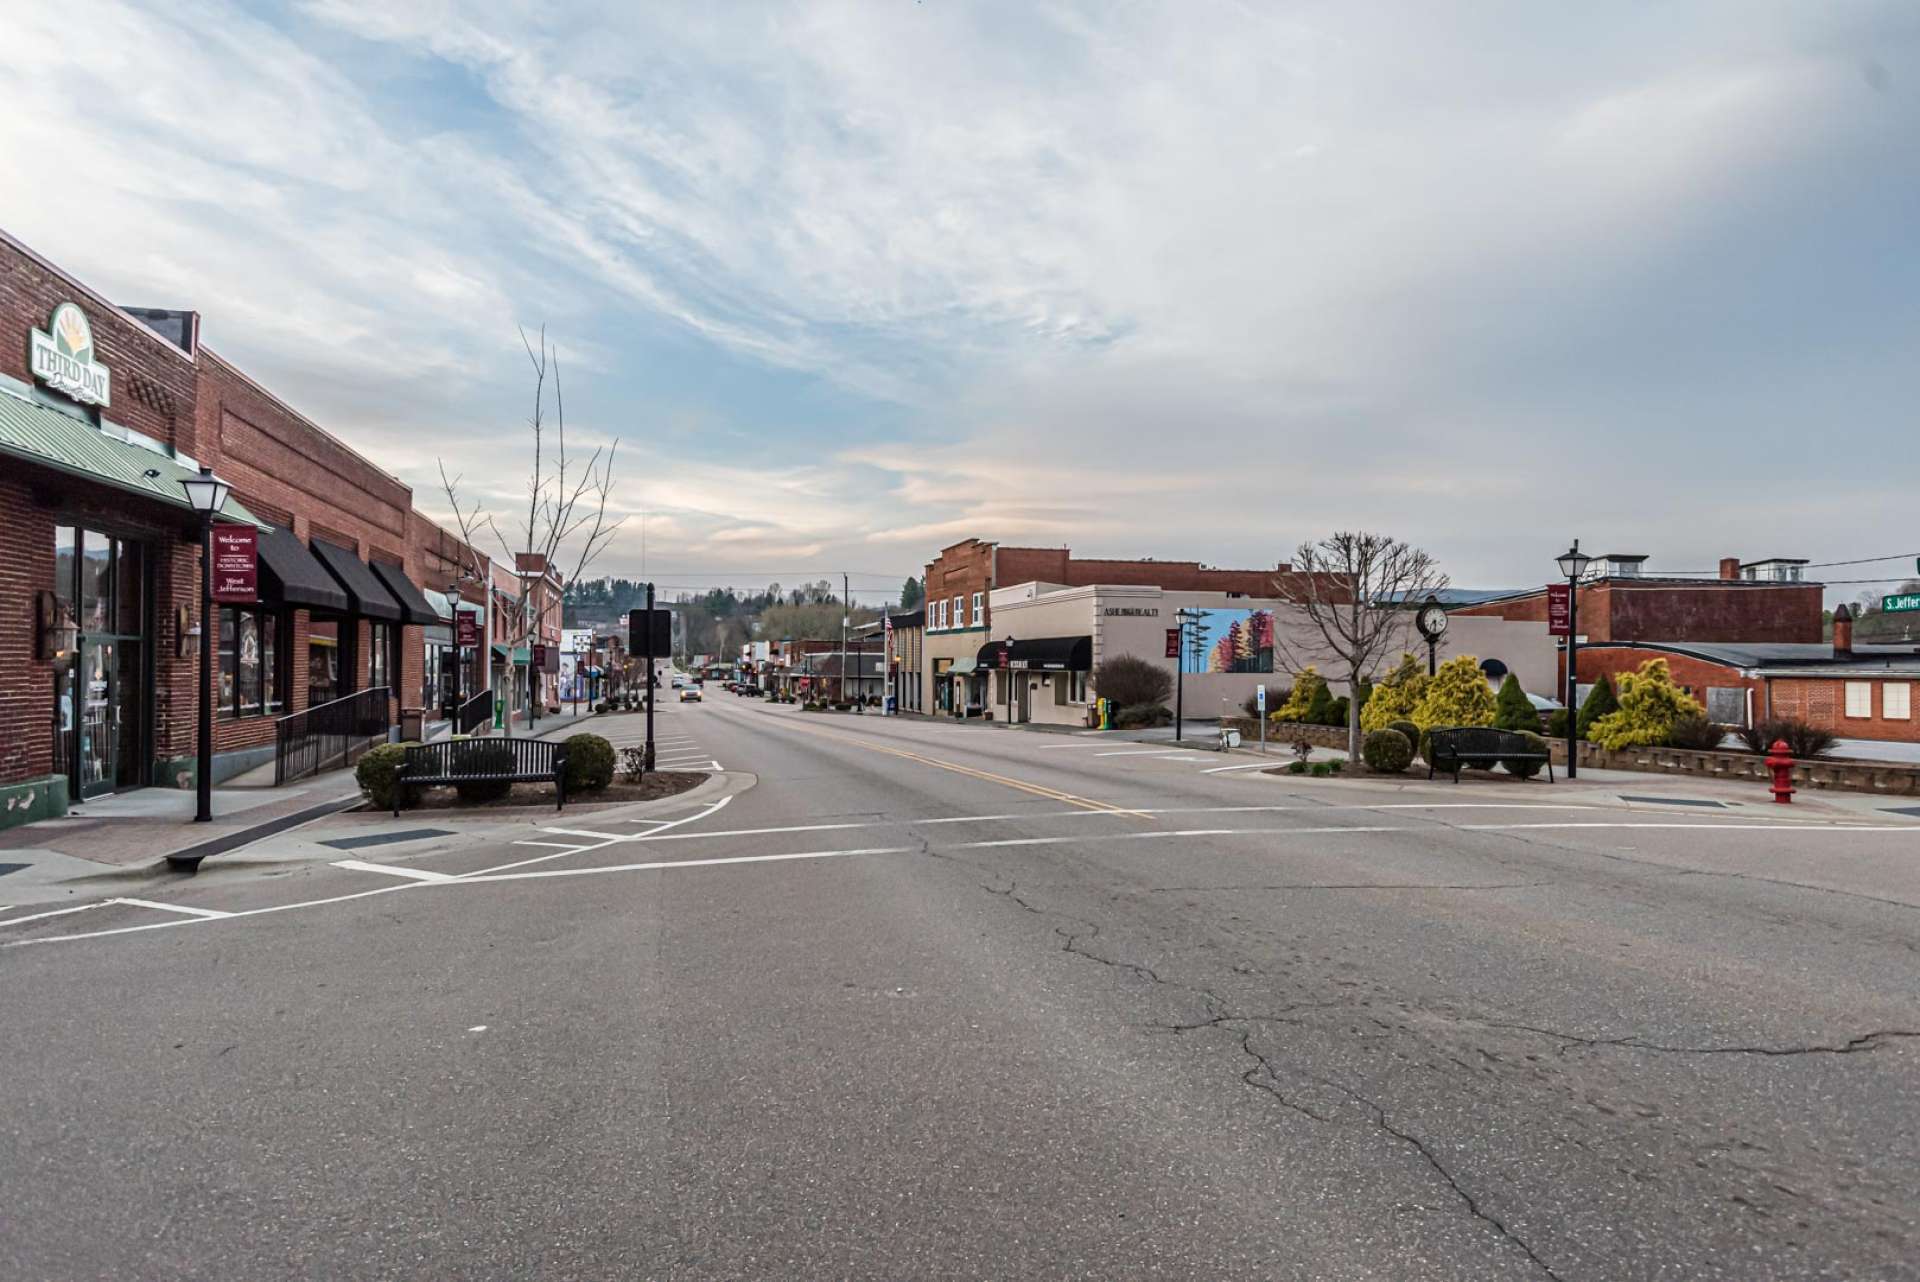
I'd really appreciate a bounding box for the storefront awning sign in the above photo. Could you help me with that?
[211,524,258,603]
[30,303,111,407]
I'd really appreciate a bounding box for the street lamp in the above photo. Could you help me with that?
[180,466,231,823]
[1555,540,1592,779]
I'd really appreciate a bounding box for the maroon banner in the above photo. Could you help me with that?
[531,643,548,671]
[211,525,257,603]
[1165,628,1180,659]
[456,611,479,646]
[1546,583,1571,637]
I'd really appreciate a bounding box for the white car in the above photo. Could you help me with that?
[679,686,702,702]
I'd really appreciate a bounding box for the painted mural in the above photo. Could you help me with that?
[1181,607,1276,674]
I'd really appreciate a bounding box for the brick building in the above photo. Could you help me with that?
[0,228,469,829]
[1451,553,1824,644]
[1580,608,1920,744]
[920,539,1306,716]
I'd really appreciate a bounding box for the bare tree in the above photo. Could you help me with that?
[1273,531,1449,758]
[438,325,625,715]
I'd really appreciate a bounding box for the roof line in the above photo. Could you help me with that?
[0,225,196,367]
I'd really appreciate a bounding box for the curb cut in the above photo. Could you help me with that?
[164,793,364,873]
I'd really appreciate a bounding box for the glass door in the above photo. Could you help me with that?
[78,638,116,798]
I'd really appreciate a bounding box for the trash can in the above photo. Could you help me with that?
[399,707,425,743]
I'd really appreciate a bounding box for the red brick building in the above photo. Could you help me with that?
[920,539,1307,716]
[1577,606,1920,744]
[1451,553,1824,644]
[0,228,468,829]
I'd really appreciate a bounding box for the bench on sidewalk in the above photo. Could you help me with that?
[1426,727,1554,784]
[392,738,571,815]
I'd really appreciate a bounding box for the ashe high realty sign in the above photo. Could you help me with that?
[29,303,111,407]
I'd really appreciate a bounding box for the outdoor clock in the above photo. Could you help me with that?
[1415,601,1448,641]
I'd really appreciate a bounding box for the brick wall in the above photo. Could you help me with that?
[1771,676,1920,743]
[0,233,196,454]
[1572,647,1735,714]
[0,474,55,787]
[1456,580,1822,643]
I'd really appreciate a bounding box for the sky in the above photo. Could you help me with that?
[2,1,1916,605]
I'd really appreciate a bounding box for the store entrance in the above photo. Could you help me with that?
[55,525,149,798]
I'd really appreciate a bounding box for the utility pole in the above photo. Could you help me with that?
[644,581,656,773]
[841,571,850,705]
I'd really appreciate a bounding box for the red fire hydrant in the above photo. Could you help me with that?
[1765,738,1795,804]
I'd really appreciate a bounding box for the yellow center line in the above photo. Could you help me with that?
[767,715,1157,821]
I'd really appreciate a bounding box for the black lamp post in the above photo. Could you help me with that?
[180,466,231,823]
[1555,541,1592,779]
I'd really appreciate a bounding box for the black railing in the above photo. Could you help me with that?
[457,688,494,735]
[275,686,391,785]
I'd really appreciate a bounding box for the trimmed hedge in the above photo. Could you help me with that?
[565,733,616,792]
[1361,729,1413,773]
[355,743,416,810]
[1387,720,1421,760]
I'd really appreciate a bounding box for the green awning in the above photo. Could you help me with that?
[0,387,259,525]
[491,644,529,664]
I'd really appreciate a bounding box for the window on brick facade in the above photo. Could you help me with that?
[369,622,390,691]
[220,607,281,717]
[1844,681,1872,719]
[1885,683,1911,721]
[953,595,963,627]
[972,592,983,626]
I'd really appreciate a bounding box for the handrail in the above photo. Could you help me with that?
[274,686,391,784]
[457,688,494,735]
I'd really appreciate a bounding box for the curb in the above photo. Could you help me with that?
[164,792,365,873]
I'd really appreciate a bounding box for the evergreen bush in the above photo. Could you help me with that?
[1360,653,1428,733]
[1502,730,1550,778]
[1361,729,1413,773]
[1589,659,1700,751]
[564,733,616,792]
[1412,655,1496,732]
[1273,667,1326,722]
[1304,680,1336,725]
[1387,720,1422,759]
[355,743,415,811]
[1493,674,1539,732]
[1575,675,1619,740]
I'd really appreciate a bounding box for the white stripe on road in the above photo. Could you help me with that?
[1202,762,1280,774]
[637,821,878,841]
[330,859,459,883]
[537,827,629,841]
[471,795,736,877]
[1094,749,1180,757]
[1032,743,1109,750]
[0,902,108,928]
[510,839,591,850]
[458,846,913,884]
[109,897,232,919]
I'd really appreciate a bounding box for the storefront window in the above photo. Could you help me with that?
[220,606,282,717]
[54,526,76,617]
[369,622,390,691]
[81,535,114,633]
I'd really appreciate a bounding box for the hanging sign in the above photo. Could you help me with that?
[1165,628,1180,658]
[456,610,479,646]
[1546,583,1572,637]
[210,525,258,603]
[29,303,111,407]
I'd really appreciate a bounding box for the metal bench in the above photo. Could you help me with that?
[393,738,571,815]
[1426,727,1554,783]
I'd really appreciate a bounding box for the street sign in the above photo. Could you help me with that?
[1546,583,1571,636]
[210,525,257,603]
[531,643,546,670]
[627,608,672,655]
[1884,593,1920,614]
[1256,684,1266,712]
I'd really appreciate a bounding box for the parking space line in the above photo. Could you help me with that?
[511,839,592,850]
[110,897,232,919]
[0,902,108,929]
[330,859,460,882]
[1202,762,1278,773]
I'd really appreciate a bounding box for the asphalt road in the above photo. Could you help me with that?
[3,696,1918,1280]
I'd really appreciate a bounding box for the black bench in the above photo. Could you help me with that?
[393,737,571,815]
[1426,727,1554,783]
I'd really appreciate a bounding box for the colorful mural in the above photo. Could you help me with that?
[1181,608,1276,674]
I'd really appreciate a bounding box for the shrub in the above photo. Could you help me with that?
[1309,761,1332,777]
[1286,759,1308,774]
[1575,675,1619,740]
[1361,653,1429,733]
[453,740,516,803]
[1545,708,1570,739]
[1095,655,1173,709]
[1502,730,1549,779]
[1303,680,1335,726]
[355,743,416,810]
[1328,758,1344,774]
[1115,703,1173,729]
[1735,718,1837,760]
[565,733,616,792]
[1388,719,1422,759]
[1589,659,1700,751]
[1273,667,1327,722]
[1493,674,1539,733]
[1362,729,1413,773]
[1413,654,1496,732]
[593,702,609,714]
[620,746,646,782]
[1665,714,1728,751]
[1327,694,1351,728]
[1240,688,1283,720]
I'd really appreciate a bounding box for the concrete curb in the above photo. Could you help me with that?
[165,792,365,872]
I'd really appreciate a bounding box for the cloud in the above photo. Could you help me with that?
[3,1,1915,598]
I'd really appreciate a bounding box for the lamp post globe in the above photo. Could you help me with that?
[180,466,231,826]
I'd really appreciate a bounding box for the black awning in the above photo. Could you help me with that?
[976,636,1092,671]
[368,559,440,626]
[311,539,402,621]
[256,524,348,613]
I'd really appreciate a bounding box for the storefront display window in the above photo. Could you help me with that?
[220,606,282,717]
[369,622,390,691]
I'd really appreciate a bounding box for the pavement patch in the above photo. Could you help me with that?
[1619,795,1727,809]
[318,828,455,851]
